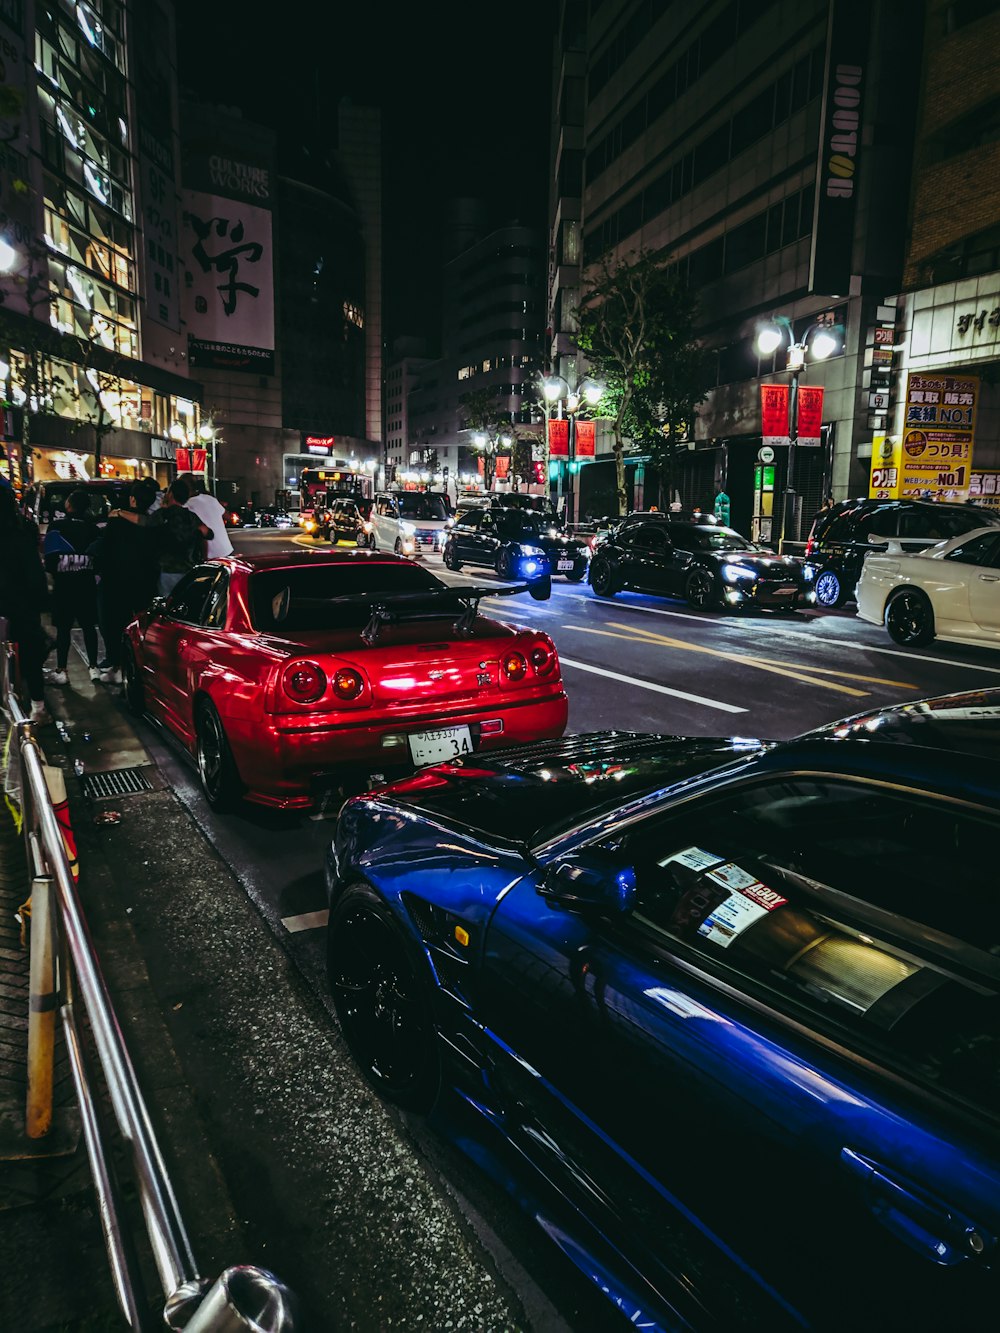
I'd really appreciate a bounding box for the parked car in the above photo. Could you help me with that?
[443,507,588,583]
[589,518,814,609]
[122,551,566,811]
[29,478,131,528]
[805,498,1000,608]
[325,690,1000,1332]
[370,491,450,556]
[856,525,1000,647]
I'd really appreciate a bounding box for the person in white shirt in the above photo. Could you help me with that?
[180,474,234,559]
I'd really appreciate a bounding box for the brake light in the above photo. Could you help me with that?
[282,660,326,703]
[332,667,364,701]
[529,642,556,676]
[502,651,527,681]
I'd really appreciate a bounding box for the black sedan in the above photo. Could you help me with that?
[443,507,590,582]
[588,518,816,609]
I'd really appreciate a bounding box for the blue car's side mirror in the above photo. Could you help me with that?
[539,850,637,914]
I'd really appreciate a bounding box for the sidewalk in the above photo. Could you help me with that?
[0,650,531,1330]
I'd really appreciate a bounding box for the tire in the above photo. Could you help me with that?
[443,542,462,572]
[564,567,586,583]
[195,700,243,811]
[814,568,847,609]
[885,589,936,647]
[528,575,552,602]
[122,643,144,717]
[589,558,617,598]
[685,566,717,610]
[496,549,515,580]
[327,882,440,1112]
[355,530,366,547]
[394,538,405,557]
[368,532,377,549]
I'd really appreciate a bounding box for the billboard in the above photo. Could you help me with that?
[899,373,978,501]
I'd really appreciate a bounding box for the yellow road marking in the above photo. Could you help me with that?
[605,622,916,690]
[562,623,869,698]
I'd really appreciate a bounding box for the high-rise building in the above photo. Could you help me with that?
[549,0,922,536]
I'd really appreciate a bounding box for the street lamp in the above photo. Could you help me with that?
[472,428,512,491]
[541,374,603,525]
[198,420,218,496]
[754,316,841,548]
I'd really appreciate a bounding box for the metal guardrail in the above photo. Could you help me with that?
[0,622,296,1331]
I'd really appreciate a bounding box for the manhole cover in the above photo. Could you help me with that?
[82,768,153,800]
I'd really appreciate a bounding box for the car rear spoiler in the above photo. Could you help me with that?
[301,582,537,644]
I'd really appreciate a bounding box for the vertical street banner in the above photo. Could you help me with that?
[796,385,825,446]
[868,432,902,499]
[575,419,596,457]
[176,447,207,473]
[181,136,275,374]
[548,417,569,457]
[134,0,180,332]
[899,372,978,501]
[760,384,789,448]
[809,0,872,297]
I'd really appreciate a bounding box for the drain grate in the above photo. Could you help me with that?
[82,767,154,800]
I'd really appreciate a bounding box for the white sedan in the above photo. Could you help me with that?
[857,526,1000,647]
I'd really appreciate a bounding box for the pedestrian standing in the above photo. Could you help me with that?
[182,474,233,559]
[0,485,48,721]
[91,477,160,684]
[43,488,101,684]
[109,476,210,596]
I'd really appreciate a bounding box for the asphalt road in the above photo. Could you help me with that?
[137,526,1000,1329]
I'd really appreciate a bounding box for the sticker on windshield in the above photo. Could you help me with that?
[697,882,788,949]
[707,862,760,892]
[661,846,725,872]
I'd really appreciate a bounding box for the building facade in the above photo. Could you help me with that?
[549,0,923,537]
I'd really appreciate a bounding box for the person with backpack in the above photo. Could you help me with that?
[91,477,160,684]
[42,488,101,684]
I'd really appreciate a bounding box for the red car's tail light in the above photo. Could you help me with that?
[282,660,327,703]
[502,651,527,682]
[529,642,556,676]
[332,667,364,701]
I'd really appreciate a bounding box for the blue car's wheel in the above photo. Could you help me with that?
[327,883,440,1112]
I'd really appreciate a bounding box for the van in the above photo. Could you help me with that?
[370,491,450,556]
[30,479,133,530]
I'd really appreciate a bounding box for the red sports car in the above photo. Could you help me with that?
[122,550,568,810]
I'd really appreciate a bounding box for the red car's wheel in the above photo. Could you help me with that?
[195,700,243,811]
[122,644,144,717]
[327,882,440,1112]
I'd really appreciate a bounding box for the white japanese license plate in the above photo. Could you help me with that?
[557,559,574,571]
[408,725,473,767]
[767,585,796,597]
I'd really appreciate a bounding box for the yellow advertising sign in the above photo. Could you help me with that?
[868,432,902,499]
[969,469,1000,512]
[899,373,978,501]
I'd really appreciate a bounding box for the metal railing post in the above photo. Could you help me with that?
[177,1267,297,1333]
[25,832,56,1139]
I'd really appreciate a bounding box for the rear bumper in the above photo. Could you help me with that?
[232,691,569,808]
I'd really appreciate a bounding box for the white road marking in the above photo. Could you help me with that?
[558,656,747,713]
[282,909,330,933]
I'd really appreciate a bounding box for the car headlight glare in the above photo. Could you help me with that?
[722,564,756,582]
[802,565,815,580]
[520,544,545,556]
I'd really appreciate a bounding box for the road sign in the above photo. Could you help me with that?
[758,444,776,464]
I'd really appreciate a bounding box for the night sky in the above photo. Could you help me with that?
[174,0,556,345]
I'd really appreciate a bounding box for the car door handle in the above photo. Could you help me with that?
[979,574,1000,582]
[841,1148,993,1266]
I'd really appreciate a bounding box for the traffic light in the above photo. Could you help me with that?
[532,460,545,484]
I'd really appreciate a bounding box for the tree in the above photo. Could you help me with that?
[509,432,537,490]
[574,250,710,515]
[461,387,511,491]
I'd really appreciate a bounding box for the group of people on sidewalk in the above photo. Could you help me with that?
[0,473,233,723]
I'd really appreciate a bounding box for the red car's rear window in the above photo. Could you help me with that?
[250,562,447,632]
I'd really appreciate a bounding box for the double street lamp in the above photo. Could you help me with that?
[198,420,219,496]
[754,317,840,548]
[542,375,603,525]
[472,426,512,492]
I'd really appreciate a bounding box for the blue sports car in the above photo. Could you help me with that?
[325,691,1000,1331]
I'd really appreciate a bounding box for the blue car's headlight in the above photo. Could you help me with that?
[520,544,545,556]
[523,560,539,574]
[722,564,756,582]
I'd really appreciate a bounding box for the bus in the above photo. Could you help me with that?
[298,467,372,522]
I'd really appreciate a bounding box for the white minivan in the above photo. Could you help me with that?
[370,491,450,556]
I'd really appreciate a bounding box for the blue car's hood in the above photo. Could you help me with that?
[366,732,763,853]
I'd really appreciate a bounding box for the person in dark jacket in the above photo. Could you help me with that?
[110,476,211,596]
[0,485,48,721]
[91,478,159,684]
[43,489,101,683]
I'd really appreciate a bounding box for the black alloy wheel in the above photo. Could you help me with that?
[885,589,936,647]
[685,565,717,610]
[498,549,515,581]
[443,542,462,571]
[564,563,586,582]
[327,883,440,1111]
[589,557,617,598]
[394,538,403,555]
[122,644,144,716]
[195,700,243,811]
[814,568,846,609]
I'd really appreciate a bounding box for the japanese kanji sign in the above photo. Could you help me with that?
[969,470,1000,512]
[868,432,902,499]
[899,373,978,501]
[796,385,824,446]
[548,417,569,457]
[760,384,789,448]
[575,420,596,457]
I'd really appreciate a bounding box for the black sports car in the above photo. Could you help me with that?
[588,519,816,609]
[444,508,590,582]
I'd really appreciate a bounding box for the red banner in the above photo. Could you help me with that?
[548,417,569,457]
[175,448,208,472]
[796,385,825,446]
[494,454,510,480]
[760,384,789,446]
[575,420,596,457]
